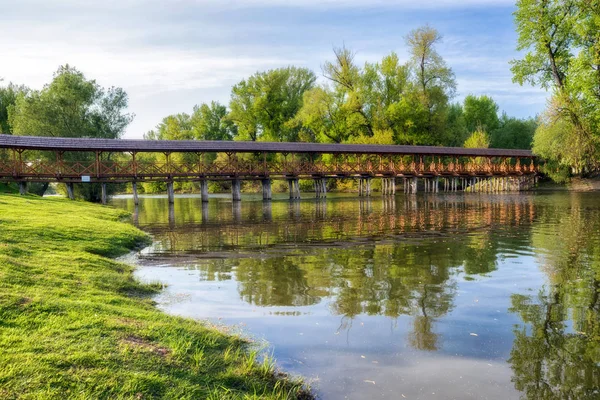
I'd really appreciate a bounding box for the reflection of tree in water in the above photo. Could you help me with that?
[509,198,600,399]
[235,257,323,307]
[136,195,537,351]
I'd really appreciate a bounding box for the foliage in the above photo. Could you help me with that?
[9,65,133,139]
[490,113,537,149]
[145,101,235,142]
[464,128,490,149]
[227,67,316,142]
[0,195,310,399]
[0,83,28,134]
[7,65,134,200]
[463,95,500,133]
[512,0,600,176]
[509,195,600,399]
[405,25,456,144]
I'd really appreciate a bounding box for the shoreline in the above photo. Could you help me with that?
[0,194,311,399]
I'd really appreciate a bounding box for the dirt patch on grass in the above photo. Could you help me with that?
[120,335,170,358]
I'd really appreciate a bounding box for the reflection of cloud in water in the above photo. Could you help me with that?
[306,352,518,400]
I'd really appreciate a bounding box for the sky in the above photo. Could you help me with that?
[0,0,548,139]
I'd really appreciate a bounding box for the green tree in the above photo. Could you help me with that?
[463,94,500,134]
[405,25,456,145]
[490,114,537,149]
[464,128,490,149]
[228,66,316,142]
[444,102,468,147]
[145,113,193,141]
[8,65,133,200]
[191,101,236,141]
[511,0,600,175]
[9,65,133,139]
[0,83,28,134]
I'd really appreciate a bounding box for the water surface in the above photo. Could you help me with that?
[112,192,600,400]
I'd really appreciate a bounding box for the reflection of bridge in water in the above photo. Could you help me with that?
[0,135,538,204]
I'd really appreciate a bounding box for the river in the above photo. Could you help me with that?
[111,192,600,400]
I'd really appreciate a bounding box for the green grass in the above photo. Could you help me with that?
[0,195,311,400]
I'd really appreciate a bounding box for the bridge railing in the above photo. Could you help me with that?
[0,156,538,181]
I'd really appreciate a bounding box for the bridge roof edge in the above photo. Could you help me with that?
[0,135,535,158]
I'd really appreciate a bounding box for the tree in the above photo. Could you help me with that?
[0,83,28,134]
[464,128,490,149]
[145,113,193,141]
[405,25,456,144]
[228,67,316,142]
[8,65,134,200]
[511,0,600,176]
[463,95,500,134]
[191,101,236,141]
[9,65,133,139]
[490,114,536,150]
[444,102,468,147]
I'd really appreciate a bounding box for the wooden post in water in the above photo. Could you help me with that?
[200,180,209,202]
[101,183,108,205]
[19,182,27,195]
[261,178,271,201]
[231,179,241,201]
[132,182,139,205]
[66,183,75,200]
[287,178,300,200]
[167,181,175,204]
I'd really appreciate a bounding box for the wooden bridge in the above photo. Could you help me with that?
[0,135,538,203]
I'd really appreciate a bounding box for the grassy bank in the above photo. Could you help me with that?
[0,195,309,399]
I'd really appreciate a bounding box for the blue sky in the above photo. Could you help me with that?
[0,0,547,139]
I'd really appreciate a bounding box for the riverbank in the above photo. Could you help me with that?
[0,195,310,399]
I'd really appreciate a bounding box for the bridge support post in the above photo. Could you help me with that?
[231,179,241,201]
[262,178,272,200]
[434,177,439,193]
[167,181,175,204]
[316,178,326,198]
[410,177,418,194]
[382,178,387,195]
[132,182,139,205]
[365,177,372,197]
[66,183,75,200]
[19,182,27,195]
[200,180,209,202]
[384,177,395,196]
[101,183,108,205]
[288,178,300,200]
[201,202,209,224]
[232,201,242,221]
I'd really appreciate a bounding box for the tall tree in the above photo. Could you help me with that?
[512,0,600,175]
[405,25,456,144]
